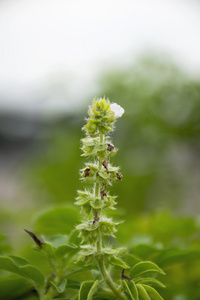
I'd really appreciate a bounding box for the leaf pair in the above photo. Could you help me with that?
[129,261,165,279]
[0,256,45,289]
[123,280,164,300]
[79,280,100,300]
[123,261,165,300]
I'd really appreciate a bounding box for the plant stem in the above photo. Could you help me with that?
[94,132,127,300]
[97,257,127,300]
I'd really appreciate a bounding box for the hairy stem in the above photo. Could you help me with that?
[97,257,127,300]
[94,133,127,300]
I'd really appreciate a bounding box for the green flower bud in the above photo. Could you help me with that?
[84,121,97,135]
[83,98,117,137]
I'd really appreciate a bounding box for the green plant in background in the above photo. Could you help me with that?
[0,98,166,300]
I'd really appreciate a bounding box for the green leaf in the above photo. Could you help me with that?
[8,256,29,267]
[0,256,21,275]
[98,171,110,180]
[137,278,165,288]
[19,265,45,287]
[87,280,99,300]
[103,247,118,255]
[66,279,80,289]
[42,243,55,258]
[125,254,141,267]
[130,261,165,279]
[116,247,127,257]
[78,281,94,300]
[82,137,96,146]
[75,190,92,206]
[69,229,81,246]
[34,206,80,235]
[65,267,94,282]
[51,279,67,293]
[99,219,118,237]
[0,257,45,288]
[55,244,78,258]
[155,248,200,267]
[76,245,95,265]
[141,284,164,300]
[136,284,150,300]
[59,288,78,299]
[0,275,32,299]
[123,280,135,300]
[131,244,161,261]
[95,144,108,152]
[49,235,68,247]
[90,198,104,209]
[107,255,129,269]
[129,281,139,300]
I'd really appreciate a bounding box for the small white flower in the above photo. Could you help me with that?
[110,103,125,118]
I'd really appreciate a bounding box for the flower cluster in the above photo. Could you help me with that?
[75,98,128,278]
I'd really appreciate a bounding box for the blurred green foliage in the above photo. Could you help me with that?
[0,56,200,299]
[27,56,200,214]
[0,207,199,299]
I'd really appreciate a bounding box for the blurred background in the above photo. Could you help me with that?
[0,0,200,299]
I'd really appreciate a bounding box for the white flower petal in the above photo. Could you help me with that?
[110,103,125,118]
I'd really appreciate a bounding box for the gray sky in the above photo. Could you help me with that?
[0,0,200,113]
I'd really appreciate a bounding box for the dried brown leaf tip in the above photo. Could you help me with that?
[83,167,91,178]
[121,269,132,281]
[107,143,114,151]
[100,185,107,199]
[93,211,100,224]
[102,159,109,174]
[116,172,122,181]
[24,228,44,248]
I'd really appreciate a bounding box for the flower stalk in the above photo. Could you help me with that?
[76,98,127,299]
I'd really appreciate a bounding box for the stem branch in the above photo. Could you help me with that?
[96,253,127,300]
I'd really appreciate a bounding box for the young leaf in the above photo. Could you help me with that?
[106,254,129,269]
[0,256,45,288]
[42,243,55,258]
[55,244,78,258]
[65,267,94,282]
[136,284,150,300]
[0,256,21,275]
[123,280,136,300]
[87,280,99,300]
[51,279,67,293]
[68,229,81,246]
[98,171,110,180]
[19,265,45,287]
[130,261,165,279]
[137,278,166,288]
[9,256,29,266]
[141,284,164,300]
[78,281,94,300]
[59,288,78,299]
[129,281,139,300]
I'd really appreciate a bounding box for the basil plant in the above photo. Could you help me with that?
[0,98,165,300]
